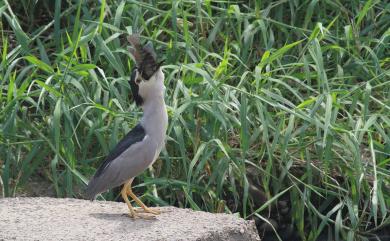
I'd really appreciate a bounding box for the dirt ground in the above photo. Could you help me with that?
[0,197,260,241]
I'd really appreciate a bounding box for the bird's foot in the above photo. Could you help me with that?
[127,212,156,220]
[135,207,161,215]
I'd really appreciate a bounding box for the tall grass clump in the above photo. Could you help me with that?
[1,0,389,240]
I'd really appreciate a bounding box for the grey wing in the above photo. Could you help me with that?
[85,135,158,200]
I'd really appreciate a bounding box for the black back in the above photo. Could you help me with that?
[93,123,146,178]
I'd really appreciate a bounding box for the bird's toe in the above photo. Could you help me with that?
[135,207,161,215]
[127,211,157,219]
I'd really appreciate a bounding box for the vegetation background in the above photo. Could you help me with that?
[0,0,389,240]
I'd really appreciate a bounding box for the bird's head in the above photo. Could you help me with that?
[127,35,164,106]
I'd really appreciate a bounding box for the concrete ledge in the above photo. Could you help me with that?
[0,197,260,241]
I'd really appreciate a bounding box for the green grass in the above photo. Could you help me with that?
[1,0,389,240]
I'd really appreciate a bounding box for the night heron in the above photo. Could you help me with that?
[86,35,167,218]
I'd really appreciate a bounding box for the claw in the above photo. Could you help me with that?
[135,207,161,215]
[122,179,161,219]
[128,212,156,219]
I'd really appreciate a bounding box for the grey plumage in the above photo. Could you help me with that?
[86,35,168,201]
[85,124,146,199]
[85,130,157,200]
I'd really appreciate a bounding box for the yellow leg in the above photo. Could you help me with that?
[121,180,156,219]
[121,181,137,218]
[126,179,161,215]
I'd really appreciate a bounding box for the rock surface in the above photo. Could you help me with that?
[0,197,260,241]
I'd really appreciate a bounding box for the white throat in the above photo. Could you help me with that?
[139,69,168,150]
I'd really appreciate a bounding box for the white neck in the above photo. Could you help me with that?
[140,95,168,149]
[137,68,167,149]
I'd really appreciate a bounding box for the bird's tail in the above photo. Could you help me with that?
[84,179,98,201]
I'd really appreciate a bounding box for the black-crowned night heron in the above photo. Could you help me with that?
[86,35,167,218]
